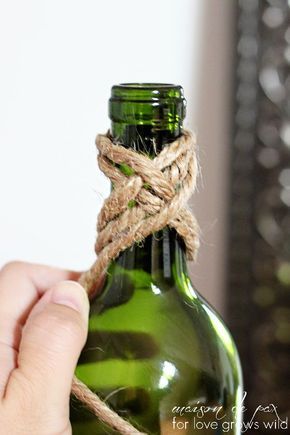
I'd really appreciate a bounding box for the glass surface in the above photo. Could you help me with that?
[70,84,243,434]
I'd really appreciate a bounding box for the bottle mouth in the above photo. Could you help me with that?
[117,83,175,87]
[110,83,185,102]
[109,83,186,125]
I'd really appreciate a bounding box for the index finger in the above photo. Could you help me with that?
[0,261,81,396]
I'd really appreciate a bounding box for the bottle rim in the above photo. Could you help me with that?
[115,83,178,89]
[110,83,185,102]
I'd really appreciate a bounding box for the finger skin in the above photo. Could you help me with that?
[1,279,89,435]
[0,261,81,396]
[14,281,89,403]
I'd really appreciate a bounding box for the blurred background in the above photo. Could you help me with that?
[0,0,289,430]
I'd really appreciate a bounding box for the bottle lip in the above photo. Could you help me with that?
[114,83,179,89]
[110,83,185,102]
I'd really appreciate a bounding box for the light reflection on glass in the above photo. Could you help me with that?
[182,274,198,300]
[203,305,236,356]
[151,283,161,295]
[158,361,177,389]
[233,386,244,430]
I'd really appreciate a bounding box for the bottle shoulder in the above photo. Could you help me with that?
[91,268,241,367]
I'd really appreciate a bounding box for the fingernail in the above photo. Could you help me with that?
[52,281,89,317]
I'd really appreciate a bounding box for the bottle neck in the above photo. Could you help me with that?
[109,122,189,284]
[110,123,183,156]
[108,228,189,289]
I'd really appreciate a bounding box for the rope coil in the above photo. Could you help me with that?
[72,130,200,434]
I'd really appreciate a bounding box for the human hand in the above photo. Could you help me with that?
[0,261,89,435]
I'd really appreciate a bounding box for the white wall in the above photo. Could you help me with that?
[0,0,233,312]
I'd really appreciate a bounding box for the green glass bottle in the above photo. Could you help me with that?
[70,84,243,435]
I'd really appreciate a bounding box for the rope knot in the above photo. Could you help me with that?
[95,129,200,263]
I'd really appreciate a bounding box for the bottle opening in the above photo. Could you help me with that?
[117,83,176,88]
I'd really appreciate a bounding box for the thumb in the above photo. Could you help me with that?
[10,281,89,413]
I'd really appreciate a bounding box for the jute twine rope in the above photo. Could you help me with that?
[71,129,200,434]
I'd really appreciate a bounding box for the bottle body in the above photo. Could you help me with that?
[70,84,243,434]
[71,231,242,434]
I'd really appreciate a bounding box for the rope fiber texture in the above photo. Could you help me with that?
[71,129,200,434]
